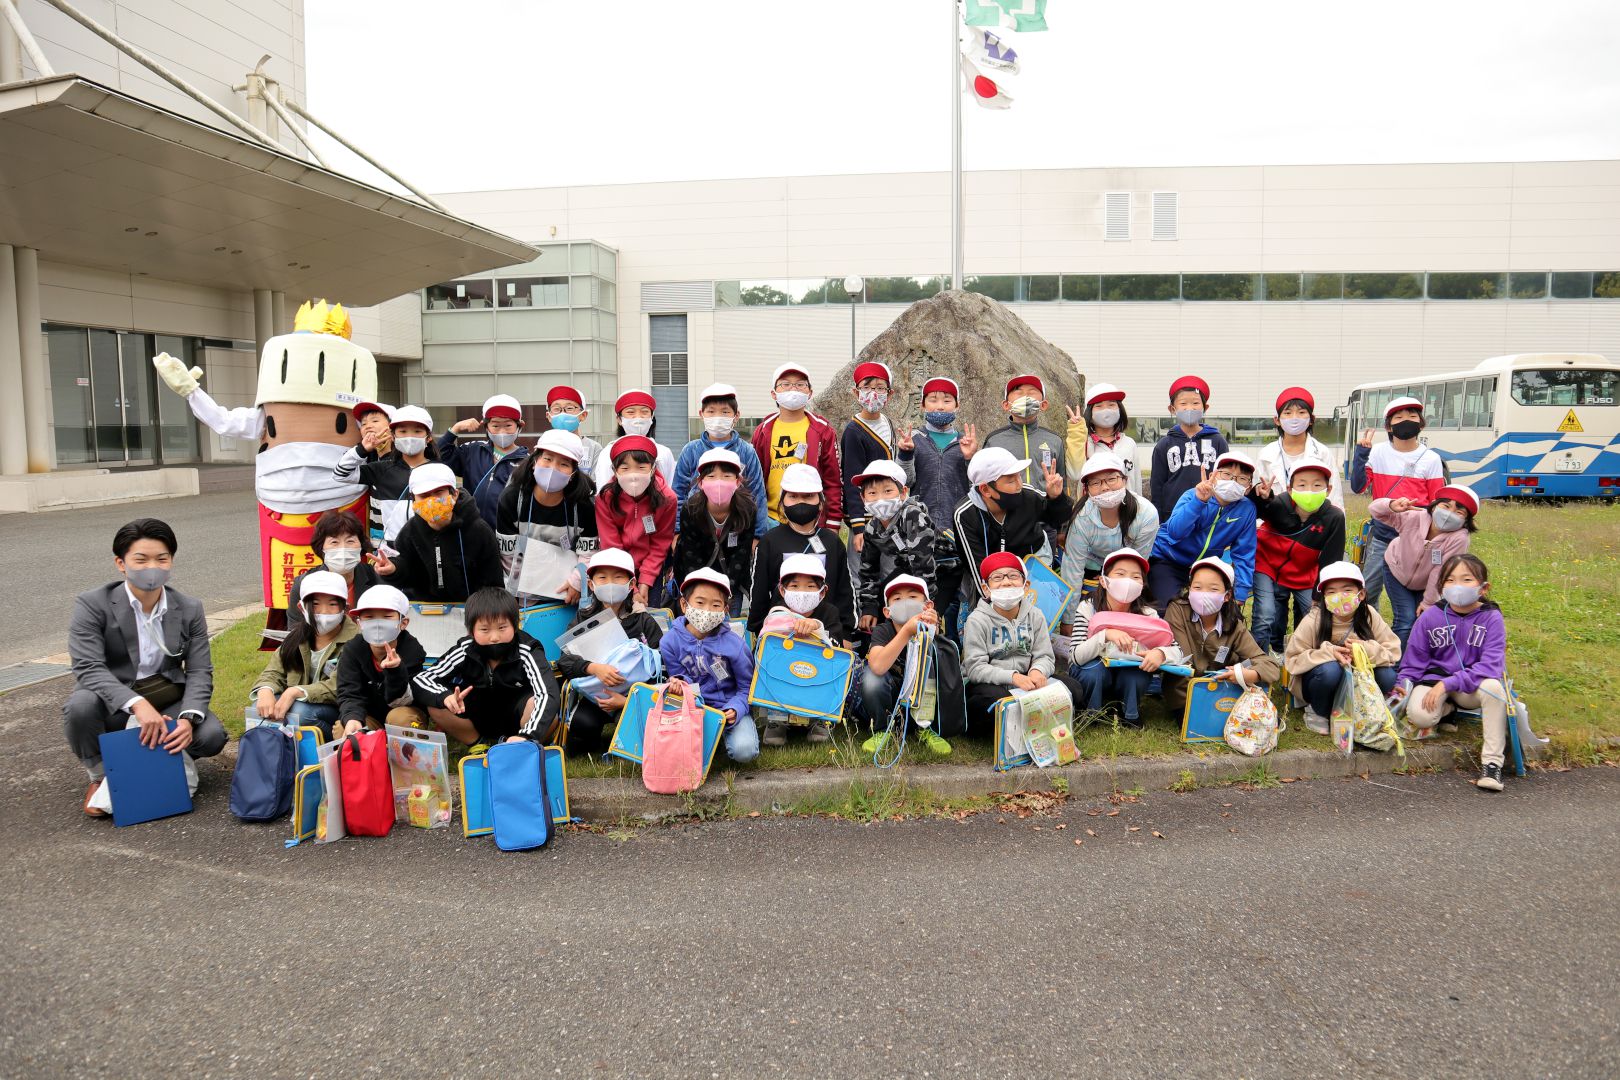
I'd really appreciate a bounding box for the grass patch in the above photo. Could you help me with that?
[210,611,269,739]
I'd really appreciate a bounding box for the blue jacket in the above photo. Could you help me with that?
[658,617,755,719]
[673,433,769,538]
[436,432,528,531]
[1151,488,1258,601]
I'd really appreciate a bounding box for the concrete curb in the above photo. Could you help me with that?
[566,739,1532,822]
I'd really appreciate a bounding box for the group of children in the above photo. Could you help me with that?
[261,364,1508,793]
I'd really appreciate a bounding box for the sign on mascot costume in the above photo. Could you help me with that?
[152,300,375,634]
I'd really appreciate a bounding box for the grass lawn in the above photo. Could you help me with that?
[210,496,1620,771]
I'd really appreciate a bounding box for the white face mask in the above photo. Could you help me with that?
[990,586,1026,609]
[1176,408,1205,427]
[358,618,401,645]
[621,416,654,437]
[313,612,345,634]
[256,440,366,515]
[684,607,725,634]
[1189,590,1225,617]
[1279,416,1310,436]
[323,547,362,574]
[783,588,822,615]
[774,390,810,412]
[1443,583,1480,608]
[616,472,652,498]
[593,582,631,607]
[704,416,735,439]
[393,436,427,457]
[1090,487,1127,510]
[1104,575,1143,603]
[490,431,518,449]
[887,598,925,625]
[1214,479,1246,504]
[1432,507,1465,533]
[1091,406,1120,429]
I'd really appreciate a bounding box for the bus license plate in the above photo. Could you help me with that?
[1555,458,1583,473]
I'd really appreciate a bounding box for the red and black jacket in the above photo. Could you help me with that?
[1253,494,1346,592]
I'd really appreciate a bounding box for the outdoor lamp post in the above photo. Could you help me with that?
[843,275,864,360]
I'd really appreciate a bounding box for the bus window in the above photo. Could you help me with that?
[1463,378,1486,428]
[1482,377,1496,424]
[1510,368,1619,407]
[1424,382,1445,424]
[1442,380,1464,429]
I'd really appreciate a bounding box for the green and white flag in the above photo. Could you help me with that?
[963,0,1048,32]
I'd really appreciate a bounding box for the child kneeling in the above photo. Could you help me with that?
[962,552,1086,735]
[757,553,846,746]
[334,584,429,737]
[858,574,952,756]
[411,587,560,747]
[1070,548,1174,729]
[1161,557,1279,715]
[659,568,758,763]
[1283,561,1401,735]
[1398,554,1511,791]
[555,548,665,756]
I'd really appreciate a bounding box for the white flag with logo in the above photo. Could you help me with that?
[960,54,1013,109]
[964,26,1020,74]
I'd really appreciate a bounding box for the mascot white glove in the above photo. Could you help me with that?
[152,352,203,397]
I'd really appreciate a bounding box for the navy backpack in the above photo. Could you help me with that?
[229,724,297,822]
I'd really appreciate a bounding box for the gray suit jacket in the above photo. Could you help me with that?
[68,583,214,718]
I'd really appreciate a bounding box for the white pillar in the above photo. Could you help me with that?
[0,7,23,84]
[271,290,287,334]
[16,247,48,472]
[0,244,25,475]
[253,288,274,356]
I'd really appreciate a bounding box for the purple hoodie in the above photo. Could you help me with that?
[658,616,755,720]
[1397,602,1507,694]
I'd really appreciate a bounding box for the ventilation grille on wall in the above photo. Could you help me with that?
[640,281,715,312]
[1152,191,1178,241]
[1104,192,1131,241]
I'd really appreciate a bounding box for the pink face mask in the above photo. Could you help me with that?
[701,477,738,507]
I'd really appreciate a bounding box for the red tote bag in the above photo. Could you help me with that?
[338,729,394,836]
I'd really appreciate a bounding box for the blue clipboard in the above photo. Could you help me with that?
[1180,675,1243,743]
[1102,656,1195,678]
[1023,556,1074,634]
[992,696,1031,771]
[520,603,577,662]
[607,682,725,781]
[646,607,673,634]
[291,763,323,844]
[99,723,192,827]
[460,746,570,837]
[746,634,855,723]
[296,726,322,769]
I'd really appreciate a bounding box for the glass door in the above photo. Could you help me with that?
[152,334,200,463]
[88,328,125,463]
[46,326,95,465]
[119,332,157,464]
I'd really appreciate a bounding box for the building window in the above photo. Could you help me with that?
[1303,273,1344,300]
[425,279,494,310]
[1261,273,1302,300]
[1104,192,1130,241]
[863,276,948,303]
[789,279,828,305]
[964,275,1017,301]
[1547,272,1620,299]
[1343,273,1423,300]
[1100,274,1178,301]
[496,276,568,308]
[1151,192,1178,241]
[649,314,688,387]
[1061,274,1101,302]
[1181,274,1256,301]
[1509,272,1548,299]
[1427,272,1505,300]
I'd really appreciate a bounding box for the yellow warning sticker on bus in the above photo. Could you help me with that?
[1557,409,1584,433]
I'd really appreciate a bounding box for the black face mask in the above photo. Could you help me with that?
[990,486,1027,515]
[475,639,517,663]
[1390,420,1422,441]
[783,502,821,526]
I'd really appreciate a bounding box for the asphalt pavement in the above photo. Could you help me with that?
[0,490,260,668]
[2,665,1615,1080]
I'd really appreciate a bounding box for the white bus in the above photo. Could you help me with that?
[1342,353,1620,498]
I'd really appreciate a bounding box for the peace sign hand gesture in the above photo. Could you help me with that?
[959,423,979,458]
[1194,467,1216,502]
[1065,404,1087,428]
[444,685,472,716]
[897,428,914,453]
[1041,460,1064,499]
[372,549,396,576]
[379,641,400,669]
[1357,428,1376,449]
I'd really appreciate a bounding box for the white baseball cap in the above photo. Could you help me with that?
[1384,395,1425,419]
[781,463,823,494]
[1085,382,1126,408]
[481,394,523,422]
[698,447,743,472]
[389,404,434,431]
[351,583,409,617]
[852,459,908,489]
[680,566,732,597]
[1078,452,1127,483]
[534,428,584,462]
[1189,557,1235,589]
[1317,561,1365,589]
[1214,450,1256,473]
[299,570,350,604]
[966,447,1030,487]
[699,383,738,403]
[771,363,811,386]
[408,462,457,496]
[884,574,930,600]
[587,548,637,576]
[779,553,827,582]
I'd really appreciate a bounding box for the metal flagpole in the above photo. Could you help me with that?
[950,0,963,290]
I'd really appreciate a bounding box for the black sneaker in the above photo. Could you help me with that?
[1476,763,1504,792]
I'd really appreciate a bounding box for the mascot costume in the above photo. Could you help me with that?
[153,300,375,635]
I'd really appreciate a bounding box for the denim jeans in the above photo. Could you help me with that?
[1250,573,1315,653]
[1361,533,1391,607]
[1074,659,1150,721]
[1383,574,1422,649]
[1297,661,1397,717]
[724,713,760,762]
[857,667,898,729]
[287,699,339,740]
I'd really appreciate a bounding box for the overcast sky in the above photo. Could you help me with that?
[305,0,1620,196]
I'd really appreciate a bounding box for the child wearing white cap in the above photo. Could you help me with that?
[1148,450,1259,609]
[1064,381,1140,495]
[376,463,505,603]
[746,463,855,643]
[1158,557,1278,717]
[555,548,667,755]
[951,445,1070,606]
[334,583,429,735]
[441,394,530,530]
[251,570,359,739]
[332,403,442,550]
[495,429,600,605]
[850,459,937,631]
[758,553,841,745]
[661,568,759,763]
[671,447,758,613]
[857,575,957,756]
[671,383,770,542]
[1284,561,1401,735]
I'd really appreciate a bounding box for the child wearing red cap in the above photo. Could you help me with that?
[906,375,978,639]
[839,361,915,547]
[1370,483,1479,647]
[544,384,604,478]
[594,435,679,608]
[1256,387,1343,508]
[1064,382,1140,495]
[1148,375,1229,521]
[752,364,843,528]
[985,374,1066,490]
[591,389,676,490]
[1251,456,1346,655]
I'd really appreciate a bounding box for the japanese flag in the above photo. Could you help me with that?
[960,54,1012,109]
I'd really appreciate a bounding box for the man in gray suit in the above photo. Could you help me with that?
[65,518,227,816]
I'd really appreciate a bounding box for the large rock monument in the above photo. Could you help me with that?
[810,289,1084,437]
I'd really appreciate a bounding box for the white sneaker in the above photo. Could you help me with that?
[1303,708,1330,735]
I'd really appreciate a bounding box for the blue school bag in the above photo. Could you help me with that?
[487,740,553,851]
[569,639,662,701]
[747,634,856,723]
[230,724,297,821]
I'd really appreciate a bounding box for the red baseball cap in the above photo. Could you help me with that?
[923,377,960,399]
[1169,375,1210,403]
[1275,387,1315,414]
[615,389,656,414]
[979,551,1024,581]
[607,435,657,461]
[1005,374,1044,397]
[546,385,583,408]
[1434,484,1480,517]
[853,361,892,386]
